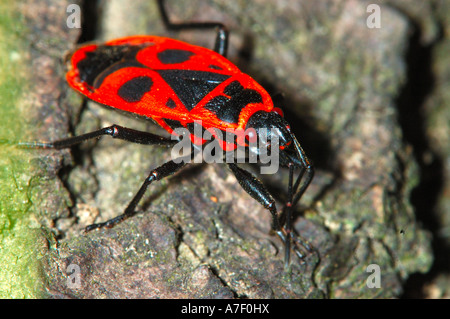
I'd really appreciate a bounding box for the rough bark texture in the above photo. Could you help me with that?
[15,0,450,298]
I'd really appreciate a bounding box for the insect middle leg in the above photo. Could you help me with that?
[85,158,189,232]
[20,124,187,231]
[19,124,178,149]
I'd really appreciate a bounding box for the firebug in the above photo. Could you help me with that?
[28,0,314,267]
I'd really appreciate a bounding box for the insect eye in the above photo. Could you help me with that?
[273,107,284,117]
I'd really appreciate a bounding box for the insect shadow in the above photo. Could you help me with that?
[233,31,338,210]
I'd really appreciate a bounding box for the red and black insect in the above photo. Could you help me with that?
[35,0,314,267]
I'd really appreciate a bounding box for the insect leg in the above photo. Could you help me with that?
[19,124,178,149]
[228,163,281,231]
[228,162,313,267]
[85,158,189,232]
[228,163,305,267]
[283,163,296,266]
[282,138,315,265]
[291,137,315,208]
[157,0,229,56]
[291,163,314,208]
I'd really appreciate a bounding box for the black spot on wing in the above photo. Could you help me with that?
[157,49,194,64]
[223,80,244,96]
[204,80,263,124]
[93,61,146,89]
[77,44,151,89]
[157,70,231,111]
[117,76,153,103]
[165,98,177,109]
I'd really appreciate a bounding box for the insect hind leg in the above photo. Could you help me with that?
[157,0,229,56]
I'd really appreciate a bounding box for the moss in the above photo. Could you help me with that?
[0,0,44,298]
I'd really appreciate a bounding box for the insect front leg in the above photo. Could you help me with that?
[278,142,315,265]
[227,163,300,268]
[280,159,315,262]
